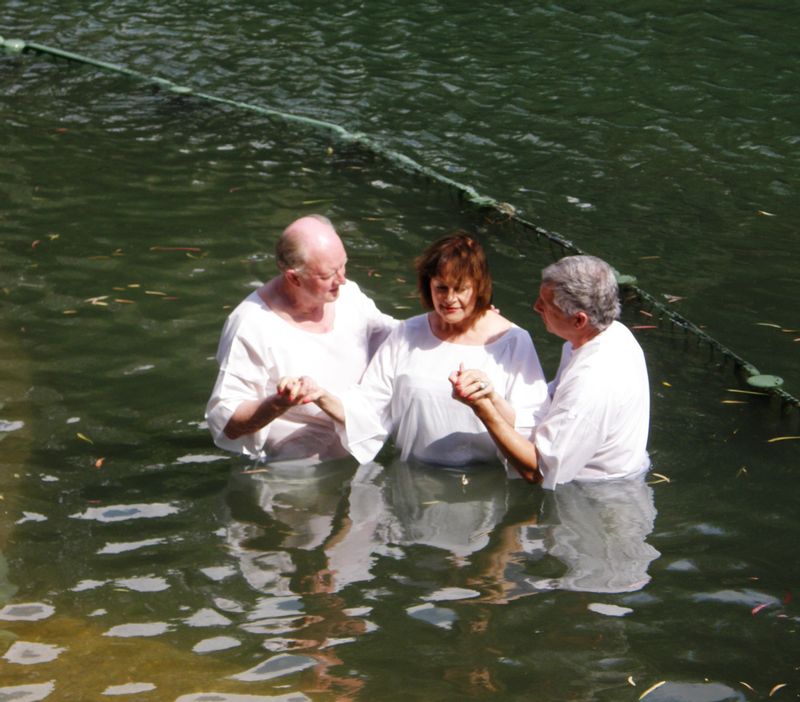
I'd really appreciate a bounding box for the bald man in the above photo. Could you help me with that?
[206,215,396,462]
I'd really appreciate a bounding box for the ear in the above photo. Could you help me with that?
[573,311,589,329]
[285,269,302,287]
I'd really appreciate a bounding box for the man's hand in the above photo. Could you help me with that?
[448,362,494,407]
[276,375,322,406]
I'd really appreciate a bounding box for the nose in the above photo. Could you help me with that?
[533,296,543,315]
[335,265,346,284]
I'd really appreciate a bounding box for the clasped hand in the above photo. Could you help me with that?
[448,362,493,407]
[276,376,322,406]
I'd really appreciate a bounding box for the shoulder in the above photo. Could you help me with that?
[221,290,273,337]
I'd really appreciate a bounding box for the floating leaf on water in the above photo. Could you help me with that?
[661,381,672,388]
[639,310,653,318]
[627,676,636,687]
[240,468,269,474]
[128,283,141,288]
[639,681,666,699]
[722,400,747,405]
[751,602,770,615]
[755,322,782,329]
[739,682,755,692]
[94,457,105,469]
[767,436,800,443]
[48,233,60,241]
[145,290,167,296]
[651,472,670,483]
[757,210,776,217]
[726,388,768,396]
[769,683,787,697]
[781,328,800,334]
[31,239,41,248]
[76,432,94,444]
[639,255,661,260]
[663,294,685,303]
[632,325,657,330]
[63,309,77,315]
[737,466,748,477]
[114,299,135,304]
[84,295,109,306]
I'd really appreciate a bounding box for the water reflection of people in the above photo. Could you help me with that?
[323,460,512,592]
[205,215,396,462]
[221,460,370,697]
[454,255,650,489]
[521,478,660,593]
[310,233,549,467]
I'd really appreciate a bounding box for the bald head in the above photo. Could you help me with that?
[276,215,343,273]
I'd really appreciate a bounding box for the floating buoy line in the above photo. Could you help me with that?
[3,36,797,412]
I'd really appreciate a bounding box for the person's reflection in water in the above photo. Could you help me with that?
[464,477,660,601]
[522,477,660,593]
[326,460,511,582]
[221,458,368,698]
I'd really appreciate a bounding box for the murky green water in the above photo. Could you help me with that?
[1,3,798,701]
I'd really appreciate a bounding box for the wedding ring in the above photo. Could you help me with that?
[479,381,486,390]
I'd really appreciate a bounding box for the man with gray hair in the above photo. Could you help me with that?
[452,254,650,489]
[206,215,396,462]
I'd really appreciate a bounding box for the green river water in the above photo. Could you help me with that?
[0,3,798,700]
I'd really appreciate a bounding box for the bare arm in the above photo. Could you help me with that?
[470,397,542,483]
[449,364,542,483]
[314,391,346,425]
[223,376,321,440]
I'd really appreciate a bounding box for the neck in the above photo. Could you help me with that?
[570,323,605,349]
[264,277,327,324]
[429,310,482,341]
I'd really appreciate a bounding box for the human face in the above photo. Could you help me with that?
[296,247,347,303]
[430,275,477,326]
[533,283,576,340]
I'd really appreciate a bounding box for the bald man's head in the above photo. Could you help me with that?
[276,215,342,273]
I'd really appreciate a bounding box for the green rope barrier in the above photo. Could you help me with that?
[4,36,797,411]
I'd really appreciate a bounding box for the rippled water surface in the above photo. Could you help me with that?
[1,2,799,701]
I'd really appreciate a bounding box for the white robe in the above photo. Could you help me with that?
[339,314,549,467]
[206,280,395,461]
[534,321,650,489]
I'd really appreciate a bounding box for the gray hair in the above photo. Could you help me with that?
[541,255,620,331]
[275,214,334,272]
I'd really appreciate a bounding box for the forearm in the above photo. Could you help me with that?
[314,391,346,425]
[223,396,287,439]
[474,400,542,484]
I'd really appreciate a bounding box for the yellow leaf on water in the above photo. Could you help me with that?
[722,400,747,404]
[639,681,666,700]
[757,210,776,216]
[769,683,787,697]
[627,676,636,687]
[726,388,768,396]
[76,432,94,445]
[767,436,800,443]
[145,290,167,296]
[651,473,670,483]
[755,322,781,328]
[739,682,755,692]
[662,381,672,388]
